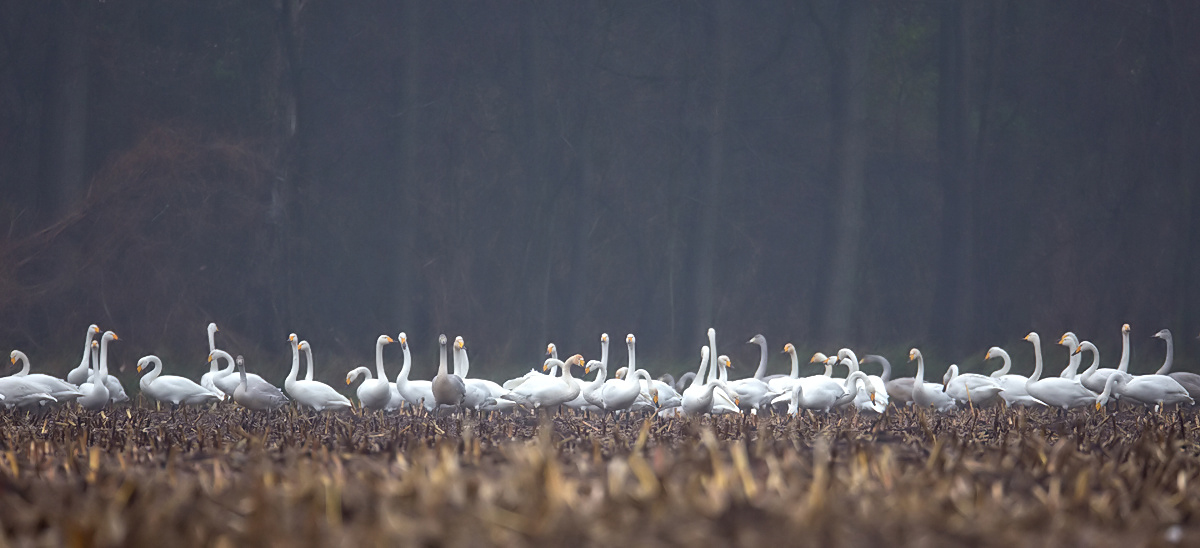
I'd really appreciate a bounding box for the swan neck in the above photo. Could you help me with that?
[754,339,768,380]
[238,360,248,388]
[1081,345,1101,378]
[600,339,609,367]
[98,336,110,381]
[79,329,96,373]
[438,341,448,375]
[1156,333,1173,375]
[1030,338,1043,382]
[16,353,30,376]
[1118,330,1130,372]
[706,332,717,384]
[460,347,470,378]
[397,345,412,382]
[915,354,924,383]
[375,340,388,380]
[788,350,798,378]
[287,344,300,383]
[627,341,637,375]
[696,348,710,384]
[304,345,314,380]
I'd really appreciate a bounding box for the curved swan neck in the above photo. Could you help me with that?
[1079,342,1100,379]
[375,339,389,380]
[1155,330,1173,375]
[353,366,373,381]
[141,356,162,385]
[694,347,710,386]
[397,343,412,383]
[287,343,300,383]
[914,352,925,383]
[988,348,1011,377]
[12,351,30,376]
[238,358,248,389]
[787,348,799,378]
[865,355,892,382]
[753,336,768,380]
[1097,372,1120,405]
[1028,335,1043,382]
[207,323,218,353]
[80,326,98,372]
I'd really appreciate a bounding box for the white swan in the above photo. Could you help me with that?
[768,344,805,395]
[394,333,436,410]
[199,322,225,399]
[1077,338,1192,409]
[780,370,875,414]
[66,324,101,385]
[286,341,352,411]
[908,348,956,412]
[453,336,516,411]
[82,335,128,403]
[1080,324,1132,395]
[137,355,220,406]
[8,350,82,403]
[345,335,395,411]
[1023,332,1100,410]
[1152,328,1174,375]
[983,347,1043,407]
[502,354,583,410]
[79,332,117,410]
[942,364,1004,407]
[232,354,289,411]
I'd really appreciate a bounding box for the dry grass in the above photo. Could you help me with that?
[0,404,1197,547]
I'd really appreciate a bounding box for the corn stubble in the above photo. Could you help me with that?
[0,405,1196,546]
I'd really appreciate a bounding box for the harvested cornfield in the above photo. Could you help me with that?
[0,405,1196,547]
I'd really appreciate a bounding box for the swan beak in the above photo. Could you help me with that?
[1072,346,1082,356]
[985,351,991,360]
[8,357,14,365]
[1095,401,1101,411]
[869,392,876,403]
[734,397,740,406]
[346,379,352,385]
[542,363,550,372]
[112,334,119,340]
[386,336,394,343]
[1023,334,1031,341]
[858,358,864,364]
[653,393,659,406]
[136,364,142,373]
[92,326,100,333]
[207,354,213,363]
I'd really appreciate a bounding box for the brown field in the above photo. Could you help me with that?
[0,404,1197,547]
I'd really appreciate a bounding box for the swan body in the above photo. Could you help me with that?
[908,348,956,412]
[345,335,395,411]
[66,324,101,385]
[394,333,436,410]
[137,355,220,406]
[681,345,737,415]
[779,371,876,414]
[943,364,1005,407]
[8,350,82,403]
[232,355,289,411]
[83,338,129,403]
[79,332,117,410]
[983,347,1042,407]
[861,354,914,406]
[1057,332,1082,379]
[286,341,352,411]
[728,352,783,411]
[503,355,583,409]
[1090,334,1191,408]
[1024,332,1100,410]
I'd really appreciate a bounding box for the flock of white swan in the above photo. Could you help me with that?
[4,323,1198,417]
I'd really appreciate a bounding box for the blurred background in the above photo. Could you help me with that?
[1,0,1197,383]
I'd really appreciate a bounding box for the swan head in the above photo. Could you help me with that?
[942,364,957,384]
[600,333,608,343]
[208,322,219,334]
[566,354,584,367]
[718,355,732,369]
[748,334,765,345]
[398,332,407,347]
[545,343,556,357]
[1072,343,1084,356]
[298,341,311,352]
[626,334,635,345]
[1023,332,1039,344]
[438,334,447,346]
[985,347,1002,361]
[378,334,395,346]
[90,324,100,334]
[615,366,628,379]
[455,336,465,350]
[1122,323,1130,334]
[288,333,297,343]
[908,348,920,361]
[103,331,118,342]
[1153,329,1171,340]
[650,388,659,407]
[782,343,795,354]
[346,370,360,385]
[8,350,18,365]
[136,356,150,373]
[810,352,827,364]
